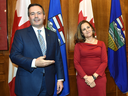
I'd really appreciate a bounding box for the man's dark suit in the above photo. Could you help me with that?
[9,25,65,96]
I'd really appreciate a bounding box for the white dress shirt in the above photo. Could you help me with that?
[31,26,46,68]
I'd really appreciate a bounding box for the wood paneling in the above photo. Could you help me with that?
[0,0,128,96]
[0,52,9,96]
[91,0,111,45]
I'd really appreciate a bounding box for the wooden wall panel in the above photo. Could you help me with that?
[91,0,111,45]
[0,0,128,96]
[106,69,116,95]
[0,52,9,96]
[68,0,79,51]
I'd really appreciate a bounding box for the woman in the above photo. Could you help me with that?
[74,20,107,96]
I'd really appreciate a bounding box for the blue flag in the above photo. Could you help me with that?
[47,0,70,95]
[108,0,128,93]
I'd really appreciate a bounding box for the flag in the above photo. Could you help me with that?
[108,0,128,93]
[47,0,69,95]
[78,0,96,37]
[8,0,31,96]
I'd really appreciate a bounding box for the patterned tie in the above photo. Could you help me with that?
[37,30,45,74]
[37,30,46,55]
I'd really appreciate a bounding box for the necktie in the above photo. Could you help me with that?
[37,30,46,55]
[37,30,45,74]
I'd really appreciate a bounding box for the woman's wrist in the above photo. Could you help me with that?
[92,73,99,80]
[83,75,88,79]
[92,75,96,80]
[93,73,98,78]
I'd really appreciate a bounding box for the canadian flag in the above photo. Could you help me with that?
[8,0,31,96]
[78,0,96,37]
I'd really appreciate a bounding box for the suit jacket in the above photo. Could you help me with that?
[9,25,65,96]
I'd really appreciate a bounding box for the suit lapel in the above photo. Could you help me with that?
[45,28,51,57]
[27,26,43,56]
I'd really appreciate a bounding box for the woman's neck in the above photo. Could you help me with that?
[85,37,97,44]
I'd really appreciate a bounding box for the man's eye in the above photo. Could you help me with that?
[30,13,35,15]
[29,12,42,16]
[37,12,42,15]
[37,12,41,15]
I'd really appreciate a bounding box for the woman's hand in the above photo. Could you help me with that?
[89,81,96,88]
[85,76,94,85]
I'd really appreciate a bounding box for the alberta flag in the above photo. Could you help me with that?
[108,0,128,93]
[47,0,69,96]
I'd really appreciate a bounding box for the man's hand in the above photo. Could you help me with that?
[35,55,55,67]
[57,81,63,94]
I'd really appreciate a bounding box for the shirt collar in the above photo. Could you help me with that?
[32,26,46,39]
[32,26,45,32]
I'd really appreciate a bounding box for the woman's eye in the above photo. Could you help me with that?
[82,28,86,31]
[87,26,90,29]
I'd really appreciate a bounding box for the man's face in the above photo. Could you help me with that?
[28,6,45,29]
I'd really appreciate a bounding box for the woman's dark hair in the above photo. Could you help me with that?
[28,3,45,16]
[74,20,95,44]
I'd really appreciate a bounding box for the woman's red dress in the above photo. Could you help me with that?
[74,40,107,96]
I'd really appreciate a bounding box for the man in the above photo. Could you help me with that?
[9,3,65,96]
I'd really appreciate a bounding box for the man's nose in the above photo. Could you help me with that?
[35,13,38,17]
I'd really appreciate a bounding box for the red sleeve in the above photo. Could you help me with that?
[95,41,108,76]
[74,43,86,78]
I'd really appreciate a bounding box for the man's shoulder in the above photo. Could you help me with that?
[16,26,32,34]
[14,26,32,37]
[45,28,57,35]
[17,26,31,31]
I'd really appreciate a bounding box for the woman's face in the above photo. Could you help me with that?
[81,22,93,38]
